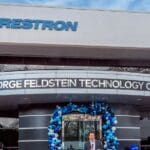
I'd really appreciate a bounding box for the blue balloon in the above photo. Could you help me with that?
[48,102,119,150]
[129,144,139,150]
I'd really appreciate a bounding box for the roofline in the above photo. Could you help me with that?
[0,3,150,15]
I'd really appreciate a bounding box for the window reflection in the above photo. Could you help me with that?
[62,114,102,150]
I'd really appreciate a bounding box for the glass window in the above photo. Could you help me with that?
[62,113,102,150]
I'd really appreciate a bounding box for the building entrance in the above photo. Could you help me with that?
[62,114,102,150]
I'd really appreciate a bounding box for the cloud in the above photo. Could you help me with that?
[1,0,150,12]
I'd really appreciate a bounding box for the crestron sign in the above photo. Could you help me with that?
[0,78,150,91]
[0,18,78,31]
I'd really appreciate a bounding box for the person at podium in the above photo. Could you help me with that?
[84,131,103,150]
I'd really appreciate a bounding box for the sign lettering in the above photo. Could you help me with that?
[0,18,78,31]
[0,78,150,91]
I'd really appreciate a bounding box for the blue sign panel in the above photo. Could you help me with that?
[0,18,78,31]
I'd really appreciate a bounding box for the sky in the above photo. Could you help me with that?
[0,0,150,12]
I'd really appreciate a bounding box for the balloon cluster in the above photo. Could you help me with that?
[48,102,119,150]
[129,144,139,150]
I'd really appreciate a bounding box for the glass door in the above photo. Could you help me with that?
[62,113,102,150]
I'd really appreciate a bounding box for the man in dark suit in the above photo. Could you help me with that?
[84,131,103,150]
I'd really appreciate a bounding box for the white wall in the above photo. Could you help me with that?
[0,5,150,48]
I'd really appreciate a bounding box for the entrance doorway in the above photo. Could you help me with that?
[62,113,102,150]
[0,129,18,150]
[0,118,18,150]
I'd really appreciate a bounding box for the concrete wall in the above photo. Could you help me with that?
[0,4,150,48]
[141,118,150,139]
[1,5,150,60]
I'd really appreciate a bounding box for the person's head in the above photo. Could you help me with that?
[88,131,95,141]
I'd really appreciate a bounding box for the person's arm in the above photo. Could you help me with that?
[84,142,88,150]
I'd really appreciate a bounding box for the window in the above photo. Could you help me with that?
[62,113,102,150]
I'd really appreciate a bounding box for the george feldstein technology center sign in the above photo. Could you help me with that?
[0,70,150,97]
[1,78,150,91]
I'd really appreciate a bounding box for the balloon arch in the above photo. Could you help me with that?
[48,102,119,150]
